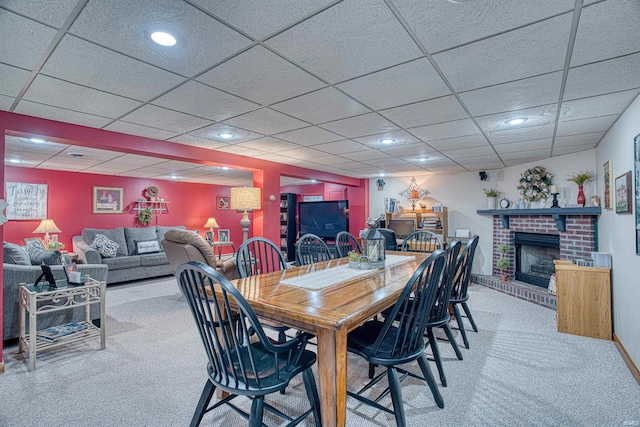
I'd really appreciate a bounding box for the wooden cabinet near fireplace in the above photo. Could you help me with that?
[554,261,611,340]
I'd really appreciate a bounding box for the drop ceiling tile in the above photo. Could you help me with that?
[5,137,68,154]
[440,145,496,159]
[0,63,30,98]
[265,0,422,83]
[188,123,263,143]
[571,0,640,67]
[271,87,369,124]
[1,0,79,27]
[119,105,213,133]
[475,104,558,133]
[104,121,179,140]
[494,139,552,154]
[459,72,563,116]
[393,0,574,53]
[427,135,488,151]
[313,140,368,155]
[433,13,572,92]
[41,35,185,101]
[223,108,307,135]
[236,137,301,152]
[167,134,228,150]
[339,150,389,162]
[153,80,259,121]
[319,113,399,138]
[332,160,369,169]
[564,53,640,101]
[460,162,505,171]
[62,146,123,161]
[402,155,453,166]
[559,89,639,121]
[379,96,469,129]
[214,145,266,157]
[0,10,57,69]
[364,158,408,167]
[426,165,467,173]
[556,115,618,137]
[554,132,604,147]
[552,146,594,156]
[408,119,481,141]
[24,75,142,118]
[454,154,501,165]
[378,143,436,157]
[380,163,419,172]
[69,0,251,76]
[197,46,326,105]
[348,166,387,174]
[336,58,451,110]
[35,163,88,172]
[500,149,550,161]
[254,153,293,163]
[486,124,555,145]
[278,147,337,161]
[354,130,422,149]
[273,126,343,145]
[14,100,113,128]
[0,95,14,110]
[107,154,170,166]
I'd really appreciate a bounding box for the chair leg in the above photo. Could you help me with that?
[453,303,469,349]
[443,324,463,360]
[368,363,377,379]
[417,354,444,409]
[190,380,215,427]
[426,327,446,387]
[461,302,478,332]
[249,396,264,427]
[302,368,322,426]
[387,367,407,427]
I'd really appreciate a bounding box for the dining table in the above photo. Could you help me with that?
[226,250,431,427]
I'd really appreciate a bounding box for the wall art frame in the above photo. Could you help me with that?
[634,133,640,255]
[603,160,613,210]
[218,229,230,242]
[217,196,229,210]
[615,171,632,214]
[93,186,123,214]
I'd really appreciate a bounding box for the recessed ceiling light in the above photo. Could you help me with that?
[170,175,178,180]
[379,173,385,177]
[67,152,87,158]
[222,166,230,170]
[310,179,317,183]
[8,159,20,164]
[380,139,395,144]
[150,31,176,46]
[505,118,527,125]
[30,138,45,143]
[419,157,429,162]
[218,132,235,139]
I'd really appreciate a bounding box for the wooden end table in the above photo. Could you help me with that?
[210,241,235,259]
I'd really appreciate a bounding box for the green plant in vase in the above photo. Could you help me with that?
[496,244,510,281]
[484,188,500,209]
[567,170,594,207]
[137,207,153,226]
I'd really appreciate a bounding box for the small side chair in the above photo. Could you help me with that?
[296,233,332,266]
[402,230,444,253]
[450,235,480,349]
[335,231,361,258]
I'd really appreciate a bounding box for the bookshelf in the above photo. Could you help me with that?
[280,193,297,262]
[385,207,448,242]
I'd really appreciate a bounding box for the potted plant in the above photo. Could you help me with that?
[484,188,500,210]
[137,207,153,226]
[567,170,594,207]
[496,243,510,281]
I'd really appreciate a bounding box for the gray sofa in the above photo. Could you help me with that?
[72,226,185,285]
[2,263,109,341]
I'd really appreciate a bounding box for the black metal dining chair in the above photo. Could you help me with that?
[346,250,447,426]
[377,228,399,251]
[450,235,480,349]
[401,230,444,253]
[295,233,332,266]
[176,261,322,427]
[335,231,362,257]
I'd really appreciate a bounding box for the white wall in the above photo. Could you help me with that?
[369,150,596,276]
[595,94,640,369]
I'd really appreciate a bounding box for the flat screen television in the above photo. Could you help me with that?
[388,219,416,239]
[298,200,349,240]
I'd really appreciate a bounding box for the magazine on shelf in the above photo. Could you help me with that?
[36,322,88,343]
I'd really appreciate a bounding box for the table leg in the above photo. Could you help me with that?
[99,283,106,350]
[28,293,37,371]
[316,327,348,427]
[18,287,25,353]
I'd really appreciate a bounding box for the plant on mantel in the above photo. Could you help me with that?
[484,188,500,209]
[567,170,594,207]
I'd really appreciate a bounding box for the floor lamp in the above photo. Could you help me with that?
[230,187,261,242]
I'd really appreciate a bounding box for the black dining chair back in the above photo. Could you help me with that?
[450,235,480,349]
[236,237,286,278]
[296,233,332,266]
[402,230,444,253]
[376,228,398,251]
[346,250,447,425]
[335,231,362,258]
[175,261,321,427]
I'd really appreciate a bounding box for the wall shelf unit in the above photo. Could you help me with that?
[385,207,447,242]
[280,193,297,262]
[133,200,169,225]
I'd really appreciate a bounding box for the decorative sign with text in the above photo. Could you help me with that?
[5,182,48,220]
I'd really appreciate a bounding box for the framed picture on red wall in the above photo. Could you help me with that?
[93,186,123,214]
[217,196,229,210]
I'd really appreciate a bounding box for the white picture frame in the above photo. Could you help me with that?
[218,229,230,242]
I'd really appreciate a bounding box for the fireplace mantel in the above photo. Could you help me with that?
[477,207,602,232]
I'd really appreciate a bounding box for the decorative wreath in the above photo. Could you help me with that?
[517,166,553,202]
[146,186,159,198]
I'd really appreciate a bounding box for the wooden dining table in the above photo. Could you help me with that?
[227,251,430,427]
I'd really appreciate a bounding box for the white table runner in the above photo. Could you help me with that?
[280,254,416,290]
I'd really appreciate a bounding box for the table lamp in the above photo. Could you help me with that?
[230,187,261,242]
[33,219,61,247]
[203,217,220,241]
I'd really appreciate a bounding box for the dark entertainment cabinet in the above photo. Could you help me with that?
[280,193,297,262]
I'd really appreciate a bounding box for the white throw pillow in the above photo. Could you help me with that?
[135,239,161,255]
[90,234,119,258]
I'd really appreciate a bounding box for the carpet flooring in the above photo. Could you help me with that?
[1,276,639,426]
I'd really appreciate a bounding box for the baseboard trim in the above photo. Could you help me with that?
[613,333,640,385]
[0,361,5,374]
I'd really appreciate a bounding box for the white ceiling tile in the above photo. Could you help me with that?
[271,87,369,124]
[14,100,113,128]
[460,162,505,171]
[564,53,640,101]
[222,108,308,135]
[1,0,79,27]
[426,165,467,173]
[571,0,640,67]
[332,160,368,169]
[278,147,337,161]
[339,150,389,162]
[363,158,408,167]
[476,104,558,133]
[167,134,228,150]
[119,105,213,133]
[153,80,259,121]
[24,75,142,118]
[319,113,399,138]
[313,140,368,155]
[5,136,68,154]
[0,10,57,69]
[0,63,30,98]
[393,0,574,53]
[559,89,639,121]
[62,146,123,161]
[35,163,87,172]
[408,119,481,141]
[378,143,436,157]
[486,124,555,145]
[197,46,326,105]
[440,145,496,159]
[494,139,552,154]
[188,123,263,143]
[69,0,251,76]
[104,121,179,140]
[401,155,454,166]
[500,149,550,161]
[554,132,605,148]
[214,145,266,157]
[273,126,343,146]
[0,95,14,110]
[556,115,618,137]
[427,135,488,151]
[552,146,595,156]
[265,0,422,83]
[107,154,169,166]
[236,137,301,152]
[336,58,451,110]
[354,130,422,149]
[380,96,469,129]
[433,13,572,92]
[41,35,185,101]
[460,72,563,116]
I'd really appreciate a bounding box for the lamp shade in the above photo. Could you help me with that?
[203,217,220,229]
[33,219,61,234]
[230,187,261,211]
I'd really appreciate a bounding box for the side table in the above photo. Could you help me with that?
[210,241,236,259]
[18,277,106,371]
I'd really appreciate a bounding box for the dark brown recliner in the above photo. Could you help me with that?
[161,229,239,281]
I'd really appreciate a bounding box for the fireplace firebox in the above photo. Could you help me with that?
[514,232,560,288]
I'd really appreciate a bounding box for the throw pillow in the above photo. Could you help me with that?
[24,240,63,265]
[3,241,31,265]
[135,239,161,255]
[90,234,119,258]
